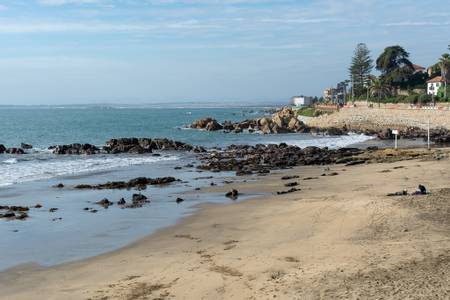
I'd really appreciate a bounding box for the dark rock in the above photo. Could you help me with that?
[35,204,43,209]
[117,198,126,205]
[276,188,301,195]
[49,208,58,212]
[284,182,298,187]
[345,160,366,166]
[96,198,113,208]
[0,144,5,153]
[281,175,300,180]
[74,176,178,190]
[6,148,25,154]
[54,183,64,188]
[50,143,99,155]
[176,197,184,204]
[225,189,239,199]
[21,143,33,149]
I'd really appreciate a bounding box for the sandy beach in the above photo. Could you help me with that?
[1,149,450,299]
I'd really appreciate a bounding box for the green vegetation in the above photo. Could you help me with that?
[349,43,373,98]
[294,107,332,117]
[341,42,450,105]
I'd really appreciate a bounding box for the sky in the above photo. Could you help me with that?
[0,0,449,105]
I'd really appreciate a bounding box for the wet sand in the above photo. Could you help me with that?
[1,151,450,299]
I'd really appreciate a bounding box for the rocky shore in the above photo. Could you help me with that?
[196,144,449,176]
[189,107,450,143]
[0,138,206,155]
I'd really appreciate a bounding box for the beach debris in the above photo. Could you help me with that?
[281,175,300,180]
[303,177,318,180]
[225,189,239,200]
[74,176,178,190]
[284,182,299,187]
[176,197,185,204]
[276,188,301,195]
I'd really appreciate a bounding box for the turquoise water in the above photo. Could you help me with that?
[0,107,266,148]
[0,106,372,187]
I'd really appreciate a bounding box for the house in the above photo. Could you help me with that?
[412,64,426,74]
[427,76,445,96]
[324,86,345,104]
[291,96,313,107]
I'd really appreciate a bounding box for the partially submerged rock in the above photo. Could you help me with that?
[74,177,178,190]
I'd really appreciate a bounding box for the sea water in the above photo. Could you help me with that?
[0,106,373,271]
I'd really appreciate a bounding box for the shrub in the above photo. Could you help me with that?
[418,94,432,104]
[405,94,419,104]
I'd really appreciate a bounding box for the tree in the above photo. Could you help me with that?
[369,76,390,108]
[349,43,373,99]
[376,45,414,90]
[439,53,450,98]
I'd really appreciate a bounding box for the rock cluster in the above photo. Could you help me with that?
[49,143,99,155]
[190,107,310,134]
[48,138,204,155]
[74,176,178,190]
[93,194,150,209]
[197,144,366,175]
[0,205,30,220]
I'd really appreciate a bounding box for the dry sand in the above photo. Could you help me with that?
[1,153,450,299]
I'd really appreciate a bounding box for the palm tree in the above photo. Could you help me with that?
[439,53,450,98]
[369,77,390,108]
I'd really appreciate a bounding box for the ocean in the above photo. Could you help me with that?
[0,106,373,271]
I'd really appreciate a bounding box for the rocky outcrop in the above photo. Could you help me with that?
[5,148,25,154]
[49,143,99,155]
[197,144,366,175]
[74,176,179,190]
[21,143,33,149]
[49,138,202,155]
[104,138,198,153]
[190,108,311,134]
[0,144,6,153]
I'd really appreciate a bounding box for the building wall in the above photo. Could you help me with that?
[427,82,442,96]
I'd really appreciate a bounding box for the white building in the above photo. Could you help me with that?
[427,76,444,96]
[291,96,313,107]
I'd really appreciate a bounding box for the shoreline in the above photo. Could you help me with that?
[2,147,450,299]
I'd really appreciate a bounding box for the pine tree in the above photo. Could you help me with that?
[349,43,374,98]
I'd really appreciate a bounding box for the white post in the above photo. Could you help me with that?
[392,129,399,150]
[427,119,430,150]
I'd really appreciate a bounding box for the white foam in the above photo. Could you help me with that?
[3,158,18,164]
[276,133,374,149]
[0,155,179,187]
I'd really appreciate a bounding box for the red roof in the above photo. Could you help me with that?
[427,76,444,83]
[412,64,425,71]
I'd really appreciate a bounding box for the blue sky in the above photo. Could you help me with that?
[0,0,449,105]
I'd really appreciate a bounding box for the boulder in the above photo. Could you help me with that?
[21,143,33,149]
[0,144,5,153]
[6,148,25,154]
